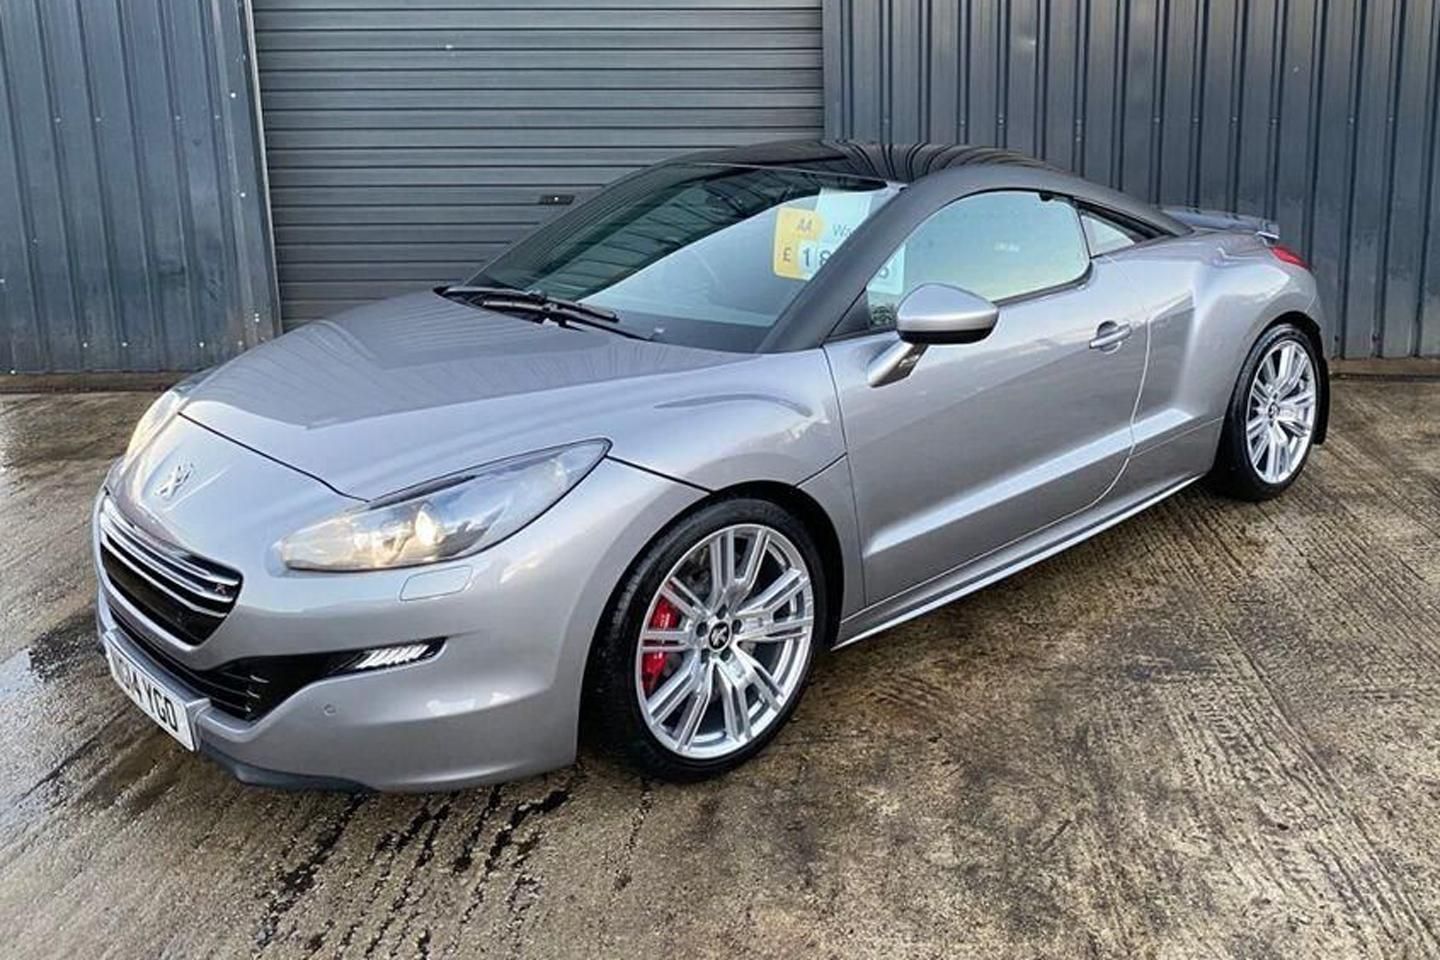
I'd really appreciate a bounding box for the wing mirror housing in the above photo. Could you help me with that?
[867,284,999,387]
[895,283,1000,345]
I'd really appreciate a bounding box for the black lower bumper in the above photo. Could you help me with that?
[199,740,370,793]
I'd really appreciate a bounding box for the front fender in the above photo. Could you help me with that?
[604,348,846,490]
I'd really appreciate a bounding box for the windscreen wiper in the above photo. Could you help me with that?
[438,284,618,324]
[438,283,652,340]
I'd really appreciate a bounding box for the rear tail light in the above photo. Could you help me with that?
[1268,243,1308,269]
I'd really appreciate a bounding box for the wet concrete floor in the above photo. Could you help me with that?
[1,380,1438,958]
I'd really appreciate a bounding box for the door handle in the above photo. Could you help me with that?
[1089,321,1133,351]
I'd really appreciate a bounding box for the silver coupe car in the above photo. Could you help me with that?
[95,140,1329,790]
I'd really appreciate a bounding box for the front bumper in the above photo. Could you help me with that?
[94,420,702,791]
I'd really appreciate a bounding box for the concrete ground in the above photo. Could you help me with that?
[1,379,1438,959]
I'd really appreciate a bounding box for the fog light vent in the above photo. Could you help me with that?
[343,641,443,673]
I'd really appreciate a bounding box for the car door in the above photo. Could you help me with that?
[822,190,1148,604]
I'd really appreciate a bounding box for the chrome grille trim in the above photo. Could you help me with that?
[97,494,241,644]
[100,532,229,616]
[100,497,239,595]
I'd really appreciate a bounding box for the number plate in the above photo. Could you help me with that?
[104,634,198,751]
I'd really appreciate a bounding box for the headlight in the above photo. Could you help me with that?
[278,440,609,572]
[125,370,210,460]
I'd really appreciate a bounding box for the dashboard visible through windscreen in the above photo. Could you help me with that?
[472,163,899,352]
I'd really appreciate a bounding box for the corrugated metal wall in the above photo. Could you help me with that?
[251,0,824,324]
[9,0,1433,368]
[0,0,279,374]
[824,0,1440,358]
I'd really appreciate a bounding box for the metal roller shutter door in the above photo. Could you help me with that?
[250,0,824,326]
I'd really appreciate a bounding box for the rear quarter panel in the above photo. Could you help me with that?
[1109,231,1321,458]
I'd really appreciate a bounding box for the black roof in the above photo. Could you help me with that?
[679,139,1054,184]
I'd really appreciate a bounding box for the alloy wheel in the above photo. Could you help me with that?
[633,523,815,760]
[1246,339,1317,484]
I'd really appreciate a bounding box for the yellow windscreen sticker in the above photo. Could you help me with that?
[772,207,824,279]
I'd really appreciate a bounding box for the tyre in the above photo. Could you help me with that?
[1207,322,1321,501]
[587,498,827,781]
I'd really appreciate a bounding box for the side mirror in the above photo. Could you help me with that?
[895,283,999,345]
[866,284,1000,387]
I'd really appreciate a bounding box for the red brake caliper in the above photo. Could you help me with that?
[641,597,679,694]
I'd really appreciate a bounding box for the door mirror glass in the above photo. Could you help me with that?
[895,283,999,345]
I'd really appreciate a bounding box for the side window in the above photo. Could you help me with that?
[854,191,1090,333]
[1079,208,1154,256]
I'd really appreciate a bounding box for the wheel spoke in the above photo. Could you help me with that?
[1283,344,1308,395]
[718,664,751,743]
[735,529,769,597]
[1278,399,1312,417]
[1249,427,1269,466]
[1288,383,1316,402]
[1275,344,1296,394]
[1272,343,1290,392]
[736,614,814,644]
[1263,348,1283,389]
[640,627,692,652]
[738,567,806,618]
[732,646,785,711]
[706,532,734,607]
[675,660,715,748]
[660,577,707,621]
[648,655,701,723]
[1276,413,1310,438]
[1269,425,1290,480]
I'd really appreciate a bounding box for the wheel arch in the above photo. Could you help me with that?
[595,479,845,645]
[704,481,847,635]
[577,479,846,749]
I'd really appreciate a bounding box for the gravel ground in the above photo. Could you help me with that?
[1,378,1437,959]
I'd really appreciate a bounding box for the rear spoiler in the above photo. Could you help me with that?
[1162,206,1279,241]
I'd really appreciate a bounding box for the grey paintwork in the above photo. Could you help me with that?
[893,284,999,344]
[101,416,705,788]
[824,253,1151,605]
[181,292,846,501]
[92,143,1327,790]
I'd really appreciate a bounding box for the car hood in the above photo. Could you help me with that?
[179,292,844,500]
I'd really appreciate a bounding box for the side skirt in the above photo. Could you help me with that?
[832,473,1201,649]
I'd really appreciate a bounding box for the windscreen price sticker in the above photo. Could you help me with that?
[772,206,824,280]
[772,190,904,295]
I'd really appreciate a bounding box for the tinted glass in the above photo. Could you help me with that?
[854,191,1089,333]
[472,163,897,352]
[1080,209,1151,255]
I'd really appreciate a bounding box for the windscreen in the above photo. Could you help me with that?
[471,163,898,352]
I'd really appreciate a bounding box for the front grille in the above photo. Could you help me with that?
[111,607,352,722]
[97,496,241,645]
